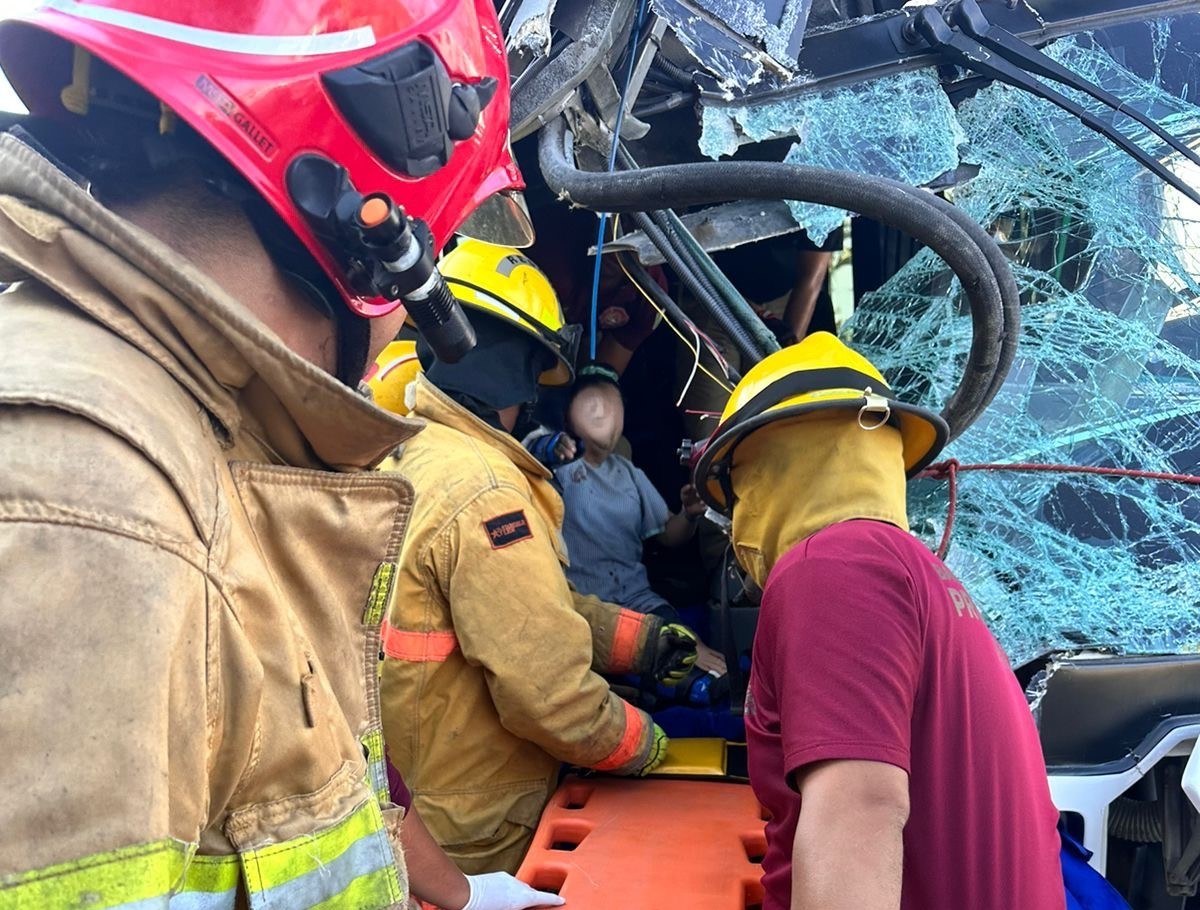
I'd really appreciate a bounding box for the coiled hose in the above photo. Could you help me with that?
[540,116,1019,439]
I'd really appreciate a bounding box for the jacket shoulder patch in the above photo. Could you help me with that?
[484,510,533,549]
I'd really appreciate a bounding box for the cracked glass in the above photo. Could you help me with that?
[699,67,967,243]
[836,17,1200,664]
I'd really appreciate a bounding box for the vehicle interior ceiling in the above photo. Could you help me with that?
[495,0,1200,723]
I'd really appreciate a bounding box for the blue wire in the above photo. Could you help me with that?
[587,0,650,361]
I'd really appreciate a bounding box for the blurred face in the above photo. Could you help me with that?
[567,383,624,455]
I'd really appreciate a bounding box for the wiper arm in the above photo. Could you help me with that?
[905,1,1200,207]
[952,0,1200,171]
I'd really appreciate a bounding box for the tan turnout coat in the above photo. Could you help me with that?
[0,135,416,909]
[380,376,661,875]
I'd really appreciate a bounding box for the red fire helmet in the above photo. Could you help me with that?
[0,0,526,318]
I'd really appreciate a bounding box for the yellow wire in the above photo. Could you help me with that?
[610,216,734,394]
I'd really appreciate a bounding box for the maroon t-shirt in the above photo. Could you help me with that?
[746,520,1064,910]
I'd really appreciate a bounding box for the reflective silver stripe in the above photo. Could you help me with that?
[40,0,376,56]
[108,890,237,910]
[246,826,396,909]
[169,888,239,910]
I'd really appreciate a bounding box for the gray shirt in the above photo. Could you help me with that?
[553,454,672,614]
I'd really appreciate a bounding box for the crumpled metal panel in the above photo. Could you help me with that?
[506,0,558,56]
[651,0,811,91]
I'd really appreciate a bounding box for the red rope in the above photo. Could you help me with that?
[920,459,1200,560]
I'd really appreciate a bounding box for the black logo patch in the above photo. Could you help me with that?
[485,510,533,549]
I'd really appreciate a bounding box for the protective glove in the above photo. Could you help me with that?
[654,622,699,686]
[524,430,576,467]
[618,723,669,777]
[462,872,565,910]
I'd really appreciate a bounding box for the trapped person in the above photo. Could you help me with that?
[694,333,1066,910]
[379,241,701,875]
[0,1,537,906]
[550,363,703,615]
[540,362,726,672]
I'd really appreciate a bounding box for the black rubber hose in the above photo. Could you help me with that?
[540,117,1012,439]
[644,209,744,343]
[651,207,781,356]
[619,249,742,383]
[646,152,1016,420]
[631,91,692,118]
[543,119,1011,433]
[920,195,1020,418]
[651,56,697,87]
[646,210,725,312]
[629,210,764,365]
[617,144,778,356]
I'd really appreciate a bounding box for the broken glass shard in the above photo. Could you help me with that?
[699,67,966,244]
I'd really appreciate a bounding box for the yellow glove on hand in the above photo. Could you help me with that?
[654,623,699,686]
[612,720,669,777]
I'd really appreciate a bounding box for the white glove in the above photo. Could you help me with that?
[462,872,566,910]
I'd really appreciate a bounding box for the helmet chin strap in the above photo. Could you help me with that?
[334,309,373,387]
[282,268,372,387]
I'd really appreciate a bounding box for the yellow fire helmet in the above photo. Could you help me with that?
[364,339,421,415]
[693,331,949,512]
[439,238,580,386]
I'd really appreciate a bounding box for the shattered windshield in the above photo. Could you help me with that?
[507,1,1200,665]
[741,15,1200,664]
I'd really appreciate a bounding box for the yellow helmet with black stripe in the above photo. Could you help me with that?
[694,332,948,512]
[364,339,421,415]
[438,239,580,386]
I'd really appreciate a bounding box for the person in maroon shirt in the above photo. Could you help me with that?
[694,333,1066,910]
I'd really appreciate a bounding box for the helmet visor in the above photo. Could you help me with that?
[557,322,583,371]
[457,190,536,248]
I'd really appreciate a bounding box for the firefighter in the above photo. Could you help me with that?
[694,333,1066,910]
[380,239,700,874]
[0,2,560,908]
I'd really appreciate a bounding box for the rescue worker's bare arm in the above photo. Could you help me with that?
[783,249,834,342]
[440,486,663,774]
[401,806,565,909]
[789,760,910,910]
[402,807,472,909]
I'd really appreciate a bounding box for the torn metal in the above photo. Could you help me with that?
[504,0,558,57]
[650,0,809,92]
[509,0,635,141]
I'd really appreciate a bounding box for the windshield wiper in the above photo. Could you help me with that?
[907,0,1200,206]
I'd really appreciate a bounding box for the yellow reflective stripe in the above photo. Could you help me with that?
[180,852,240,893]
[0,839,234,909]
[361,727,390,804]
[363,562,395,626]
[241,798,401,909]
[304,867,403,910]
